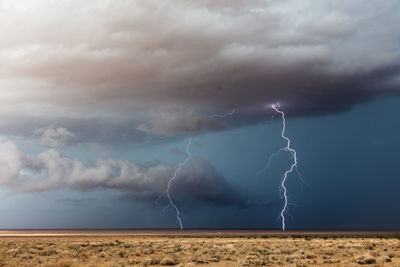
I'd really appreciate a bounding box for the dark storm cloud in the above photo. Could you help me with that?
[137,112,227,135]
[0,141,246,206]
[0,0,399,138]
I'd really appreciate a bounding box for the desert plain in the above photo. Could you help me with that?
[0,230,398,266]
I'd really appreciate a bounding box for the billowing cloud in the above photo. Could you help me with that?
[0,0,399,140]
[0,141,245,205]
[34,125,79,147]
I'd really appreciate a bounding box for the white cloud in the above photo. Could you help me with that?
[35,125,79,147]
[0,141,243,205]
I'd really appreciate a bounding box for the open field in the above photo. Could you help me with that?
[0,230,399,266]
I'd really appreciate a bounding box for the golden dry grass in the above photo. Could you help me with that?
[0,235,398,266]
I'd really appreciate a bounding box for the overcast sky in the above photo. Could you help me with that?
[0,0,399,229]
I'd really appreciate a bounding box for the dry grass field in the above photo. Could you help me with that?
[0,231,398,266]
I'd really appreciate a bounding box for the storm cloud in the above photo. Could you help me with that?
[0,0,399,140]
[0,1,399,230]
[137,112,227,135]
[0,141,245,206]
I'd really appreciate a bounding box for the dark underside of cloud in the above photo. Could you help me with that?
[0,0,399,140]
[0,0,399,208]
[0,141,258,207]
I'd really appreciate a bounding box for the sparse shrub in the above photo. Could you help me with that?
[209,257,219,262]
[39,248,57,256]
[388,252,396,258]
[129,259,140,264]
[383,256,391,262]
[142,256,159,265]
[324,259,340,264]
[145,248,155,254]
[68,245,80,251]
[356,254,376,264]
[323,249,335,256]
[35,245,44,251]
[257,249,267,255]
[160,256,178,265]
[280,249,291,255]
[195,257,207,264]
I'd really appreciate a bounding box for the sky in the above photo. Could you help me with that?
[0,0,399,229]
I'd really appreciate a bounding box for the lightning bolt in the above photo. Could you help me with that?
[271,103,298,231]
[257,148,285,177]
[160,137,192,230]
[157,109,234,229]
[212,110,235,118]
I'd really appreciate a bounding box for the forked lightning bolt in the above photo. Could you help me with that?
[158,110,234,229]
[271,103,298,231]
[164,137,192,230]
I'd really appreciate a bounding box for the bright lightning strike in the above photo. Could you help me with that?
[271,103,298,231]
[160,137,192,230]
[158,110,234,229]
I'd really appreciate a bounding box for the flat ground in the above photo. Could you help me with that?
[0,230,399,266]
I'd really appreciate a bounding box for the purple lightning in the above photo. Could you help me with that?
[163,137,192,230]
[271,103,298,231]
[257,148,285,177]
[212,110,235,118]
